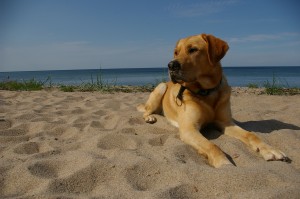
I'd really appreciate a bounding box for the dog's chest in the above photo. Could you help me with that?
[191,91,220,109]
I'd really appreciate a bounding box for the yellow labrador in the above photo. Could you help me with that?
[138,33,290,168]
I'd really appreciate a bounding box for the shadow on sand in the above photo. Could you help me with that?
[201,119,300,140]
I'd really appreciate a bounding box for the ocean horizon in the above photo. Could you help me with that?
[0,66,300,87]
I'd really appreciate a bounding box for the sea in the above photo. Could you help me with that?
[0,67,299,87]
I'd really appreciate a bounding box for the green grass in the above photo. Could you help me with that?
[246,75,300,95]
[0,79,155,93]
[0,72,298,95]
[0,79,44,91]
[264,85,300,95]
[247,83,259,89]
[262,75,300,95]
[59,85,76,92]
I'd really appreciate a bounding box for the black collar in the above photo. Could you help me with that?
[176,79,222,102]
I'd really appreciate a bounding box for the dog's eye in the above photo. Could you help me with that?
[188,47,198,54]
[174,51,178,56]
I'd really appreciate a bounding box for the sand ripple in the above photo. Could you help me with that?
[0,90,299,198]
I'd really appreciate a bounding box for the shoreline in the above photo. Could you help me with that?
[1,84,299,95]
[1,66,300,88]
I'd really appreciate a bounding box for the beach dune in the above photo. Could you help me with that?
[0,89,300,198]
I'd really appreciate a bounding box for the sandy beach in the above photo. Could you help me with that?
[0,89,300,198]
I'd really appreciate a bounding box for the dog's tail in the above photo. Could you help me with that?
[137,104,146,112]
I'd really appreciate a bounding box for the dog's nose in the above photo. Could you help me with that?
[168,60,181,71]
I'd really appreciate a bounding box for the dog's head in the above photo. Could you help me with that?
[168,34,229,88]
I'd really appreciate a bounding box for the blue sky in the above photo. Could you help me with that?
[0,0,299,71]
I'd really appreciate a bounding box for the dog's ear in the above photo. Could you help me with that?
[202,34,229,65]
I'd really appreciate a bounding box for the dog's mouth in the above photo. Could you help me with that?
[169,70,194,84]
[168,60,197,84]
[169,70,184,84]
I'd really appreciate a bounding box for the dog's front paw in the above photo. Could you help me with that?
[209,157,233,168]
[259,146,291,163]
[144,115,157,124]
[207,153,233,168]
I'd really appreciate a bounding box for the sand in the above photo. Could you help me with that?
[0,89,300,199]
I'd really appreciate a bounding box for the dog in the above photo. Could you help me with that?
[138,33,290,168]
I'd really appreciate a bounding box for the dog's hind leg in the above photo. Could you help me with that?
[222,124,290,162]
[215,100,290,163]
[137,83,167,124]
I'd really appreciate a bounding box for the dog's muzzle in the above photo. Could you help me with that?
[168,60,182,83]
[168,60,181,71]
